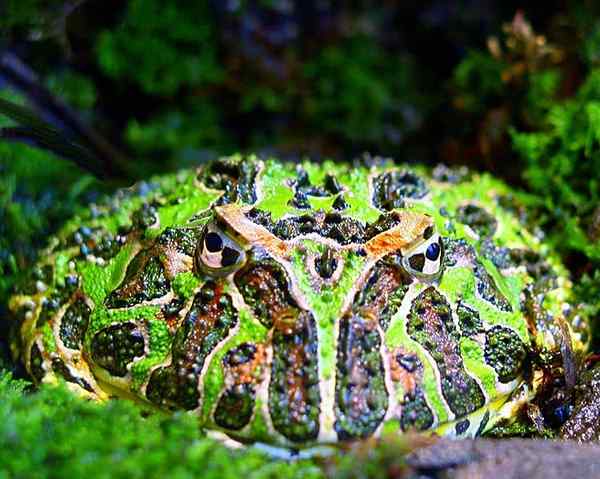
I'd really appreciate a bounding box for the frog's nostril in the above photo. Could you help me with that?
[315,247,338,279]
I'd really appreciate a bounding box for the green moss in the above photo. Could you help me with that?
[509,62,600,263]
[0,372,323,478]
[96,0,222,96]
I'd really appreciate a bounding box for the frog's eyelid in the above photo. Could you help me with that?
[196,222,246,275]
[402,234,443,279]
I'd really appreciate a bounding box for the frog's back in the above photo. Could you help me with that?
[10,155,580,447]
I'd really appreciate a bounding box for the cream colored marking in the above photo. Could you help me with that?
[374,321,396,438]
[162,249,193,278]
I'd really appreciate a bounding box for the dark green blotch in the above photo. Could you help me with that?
[474,262,513,312]
[198,157,258,205]
[157,227,201,256]
[364,212,406,239]
[509,248,557,293]
[269,312,321,443]
[146,283,237,410]
[287,169,344,208]
[400,391,434,432]
[131,203,159,230]
[456,204,498,238]
[332,194,349,211]
[408,287,485,418]
[442,238,477,268]
[456,301,483,337]
[484,326,527,383]
[334,312,388,439]
[105,253,170,308]
[244,208,275,230]
[372,170,428,211]
[352,257,410,330]
[59,297,91,350]
[272,212,365,245]
[214,344,259,430]
[234,259,295,329]
[314,247,338,280]
[480,239,511,269]
[90,322,145,377]
[214,384,256,431]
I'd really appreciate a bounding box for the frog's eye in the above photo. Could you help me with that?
[402,233,444,280]
[196,224,246,276]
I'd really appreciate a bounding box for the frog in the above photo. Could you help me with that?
[7,154,588,448]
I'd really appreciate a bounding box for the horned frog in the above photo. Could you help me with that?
[8,155,587,447]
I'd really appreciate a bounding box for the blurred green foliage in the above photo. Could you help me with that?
[0,91,99,311]
[96,1,223,97]
[511,69,600,262]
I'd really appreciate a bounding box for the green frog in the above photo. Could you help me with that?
[8,155,587,447]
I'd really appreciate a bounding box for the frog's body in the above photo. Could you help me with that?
[9,156,585,447]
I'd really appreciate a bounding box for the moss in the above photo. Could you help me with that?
[0,372,323,478]
[510,69,600,262]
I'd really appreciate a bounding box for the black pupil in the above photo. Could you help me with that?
[425,242,440,261]
[205,232,223,252]
[221,247,240,267]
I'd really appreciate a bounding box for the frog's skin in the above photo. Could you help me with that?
[8,155,586,447]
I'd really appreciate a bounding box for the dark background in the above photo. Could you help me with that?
[0,0,599,355]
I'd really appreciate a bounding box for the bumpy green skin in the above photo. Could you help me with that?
[8,155,585,447]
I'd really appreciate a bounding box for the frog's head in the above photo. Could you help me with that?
[192,202,446,342]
